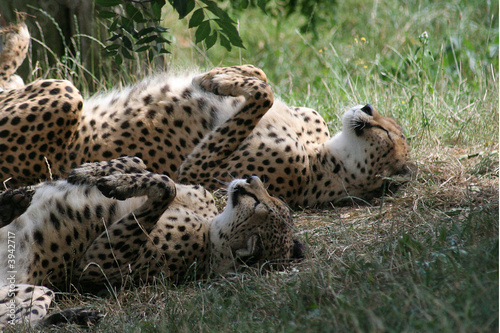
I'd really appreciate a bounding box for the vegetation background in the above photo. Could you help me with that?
[2,0,498,331]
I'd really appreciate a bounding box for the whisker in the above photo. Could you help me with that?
[214,178,230,186]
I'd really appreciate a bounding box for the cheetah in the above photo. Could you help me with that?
[0,156,301,328]
[0,20,411,208]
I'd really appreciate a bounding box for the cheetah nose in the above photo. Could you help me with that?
[361,104,373,116]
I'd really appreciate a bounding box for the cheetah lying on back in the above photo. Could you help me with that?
[0,20,412,208]
[0,156,300,328]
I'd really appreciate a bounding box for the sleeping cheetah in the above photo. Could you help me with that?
[0,20,411,207]
[0,156,301,328]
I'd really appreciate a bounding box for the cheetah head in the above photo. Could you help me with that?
[209,176,302,274]
[337,104,413,179]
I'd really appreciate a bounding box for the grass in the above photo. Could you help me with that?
[7,0,499,331]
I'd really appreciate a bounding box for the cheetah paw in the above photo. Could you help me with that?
[0,187,34,227]
[67,156,147,186]
[97,173,176,202]
[194,65,268,97]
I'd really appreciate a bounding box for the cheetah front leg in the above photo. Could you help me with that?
[74,171,177,289]
[178,65,274,189]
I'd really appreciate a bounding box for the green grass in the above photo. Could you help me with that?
[8,0,499,331]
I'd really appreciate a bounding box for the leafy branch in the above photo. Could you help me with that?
[96,0,337,64]
[96,0,244,64]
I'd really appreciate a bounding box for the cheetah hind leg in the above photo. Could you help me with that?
[66,156,147,186]
[178,67,274,188]
[75,172,177,288]
[0,187,35,228]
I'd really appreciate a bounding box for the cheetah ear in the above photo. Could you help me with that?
[235,235,260,258]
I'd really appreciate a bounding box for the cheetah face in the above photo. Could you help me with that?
[210,176,300,273]
[342,104,410,176]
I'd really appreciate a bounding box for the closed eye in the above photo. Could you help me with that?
[231,185,260,206]
[374,125,392,141]
[353,121,392,141]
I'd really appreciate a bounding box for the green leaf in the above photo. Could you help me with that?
[98,10,117,19]
[189,8,205,28]
[204,32,217,49]
[109,18,119,31]
[135,45,150,52]
[200,1,244,48]
[120,17,135,33]
[154,36,171,44]
[125,3,145,23]
[151,0,166,19]
[122,36,133,50]
[121,46,134,59]
[172,0,195,19]
[216,19,243,48]
[107,33,121,42]
[195,21,211,44]
[219,33,232,51]
[136,36,157,45]
[114,54,123,65]
[202,0,225,18]
[96,0,122,7]
[137,27,156,37]
[105,44,120,51]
